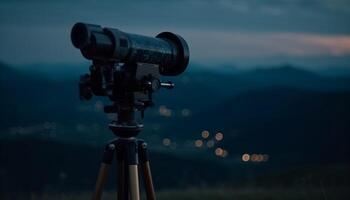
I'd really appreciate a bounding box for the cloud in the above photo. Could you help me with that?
[1,24,349,66]
[182,30,350,61]
[0,0,349,66]
[300,35,350,55]
[1,0,349,33]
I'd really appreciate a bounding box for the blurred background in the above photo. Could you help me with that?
[0,0,350,199]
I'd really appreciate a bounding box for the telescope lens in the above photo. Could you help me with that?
[71,23,90,49]
[156,32,189,76]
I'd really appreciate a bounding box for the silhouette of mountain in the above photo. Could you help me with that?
[177,87,350,167]
[237,65,350,91]
[1,62,350,146]
[1,62,350,195]
[249,64,318,78]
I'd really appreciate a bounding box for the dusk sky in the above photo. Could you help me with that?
[1,0,350,69]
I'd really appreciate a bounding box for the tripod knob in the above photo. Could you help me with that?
[145,78,174,92]
[160,81,174,89]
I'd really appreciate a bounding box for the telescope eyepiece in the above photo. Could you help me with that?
[71,23,96,49]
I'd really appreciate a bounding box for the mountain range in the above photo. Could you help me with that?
[0,61,350,194]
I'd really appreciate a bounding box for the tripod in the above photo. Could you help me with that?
[78,62,177,200]
[71,20,189,200]
[91,108,156,200]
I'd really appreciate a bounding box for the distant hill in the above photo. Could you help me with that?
[236,65,350,91]
[1,62,350,145]
[175,87,350,167]
[1,62,350,195]
[0,62,106,127]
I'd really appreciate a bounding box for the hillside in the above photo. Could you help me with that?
[1,62,350,196]
[178,88,350,163]
[1,138,349,197]
[1,62,350,154]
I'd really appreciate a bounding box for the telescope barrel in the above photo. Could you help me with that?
[71,23,189,76]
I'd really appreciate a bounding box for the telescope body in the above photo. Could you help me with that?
[71,23,189,76]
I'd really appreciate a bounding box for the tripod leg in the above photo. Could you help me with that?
[138,141,156,200]
[93,163,110,200]
[92,142,116,200]
[125,139,140,200]
[129,165,140,200]
[116,148,128,200]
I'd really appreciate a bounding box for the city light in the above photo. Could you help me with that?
[242,153,250,162]
[181,109,191,117]
[215,132,224,141]
[194,139,203,148]
[242,153,269,163]
[257,154,264,162]
[251,154,259,162]
[162,138,171,146]
[215,147,224,156]
[201,130,210,139]
[159,105,172,117]
[214,148,229,158]
[206,140,215,148]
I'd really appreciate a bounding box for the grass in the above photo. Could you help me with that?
[156,187,349,200]
[3,187,350,200]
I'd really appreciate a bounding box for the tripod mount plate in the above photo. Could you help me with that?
[109,121,144,137]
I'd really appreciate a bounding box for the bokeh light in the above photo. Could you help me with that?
[215,132,223,141]
[215,147,224,156]
[181,109,191,117]
[242,153,269,163]
[206,140,215,148]
[194,139,203,148]
[201,130,210,139]
[251,154,259,162]
[162,138,171,146]
[257,154,264,162]
[159,105,172,117]
[242,153,250,162]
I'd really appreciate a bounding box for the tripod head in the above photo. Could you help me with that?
[71,23,190,138]
[79,61,175,137]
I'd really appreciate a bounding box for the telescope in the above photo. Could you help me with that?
[71,22,190,200]
[71,22,189,76]
[71,22,190,133]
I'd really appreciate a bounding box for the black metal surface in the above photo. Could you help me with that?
[115,146,128,200]
[71,22,189,76]
[102,142,116,164]
[138,140,149,163]
[72,22,189,139]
